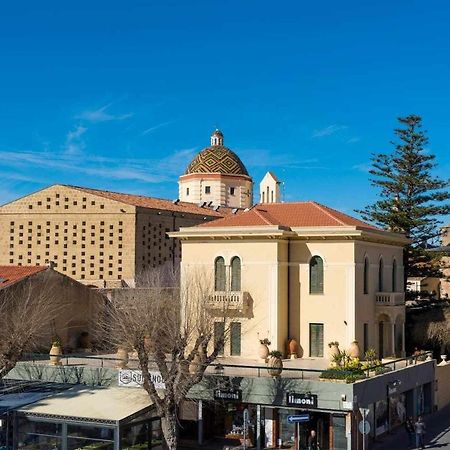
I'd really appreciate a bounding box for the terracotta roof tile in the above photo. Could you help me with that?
[65,185,238,217]
[199,202,379,230]
[0,265,47,289]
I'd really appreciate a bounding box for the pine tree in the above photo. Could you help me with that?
[358,115,450,287]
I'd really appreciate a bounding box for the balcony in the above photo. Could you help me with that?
[207,291,250,312]
[375,292,405,306]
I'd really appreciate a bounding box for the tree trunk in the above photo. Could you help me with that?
[161,411,178,450]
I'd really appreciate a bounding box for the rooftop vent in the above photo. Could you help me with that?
[232,208,238,214]
[213,205,220,211]
[0,277,8,283]
[172,199,180,205]
[208,201,213,207]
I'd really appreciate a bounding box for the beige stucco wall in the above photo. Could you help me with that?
[354,242,405,355]
[290,241,355,358]
[179,234,406,361]
[181,239,282,357]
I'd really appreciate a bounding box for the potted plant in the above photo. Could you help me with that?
[267,350,283,377]
[49,336,62,366]
[328,341,340,363]
[258,338,271,360]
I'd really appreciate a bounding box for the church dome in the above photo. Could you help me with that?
[185,130,249,176]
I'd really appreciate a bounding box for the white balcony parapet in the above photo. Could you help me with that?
[207,291,250,311]
[376,292,405,306]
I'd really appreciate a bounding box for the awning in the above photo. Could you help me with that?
[18,386,154,423]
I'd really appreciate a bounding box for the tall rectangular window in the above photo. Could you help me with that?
[363,323,369,354]
[214,322,225,356]
[205,186,211,194]
[309,323,324,357]
[230,322,241,356]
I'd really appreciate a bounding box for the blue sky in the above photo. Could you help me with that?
[1,0,450,222]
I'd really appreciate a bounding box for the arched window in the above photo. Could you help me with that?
[378,258,384,292]
[214,257,226,291]
[309,256,324,294]
[231,256,241,291]
[392,259,397,292]
[363,257,369,294]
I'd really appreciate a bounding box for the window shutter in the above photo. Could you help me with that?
[230,322,241,356]
[310,256,324,294]
[231,257,241,291]
[215,257,226,291]
[309,323,324,357]
[214,322,225,356]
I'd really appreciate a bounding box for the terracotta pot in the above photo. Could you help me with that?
[348,341,360,358]
[258,343,270,360]
[49,345,62,366]
[328,344,340,362]
[287,339,299,359]
[116,347,129,369]
[144,336,152,352]
[189,353,203,375]
[267,356,283,377]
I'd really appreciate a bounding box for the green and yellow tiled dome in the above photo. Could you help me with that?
[185,130,249,176]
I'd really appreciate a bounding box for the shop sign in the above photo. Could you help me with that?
[213,388,242,402]
[286,392,318,408]
[118,369,166,389]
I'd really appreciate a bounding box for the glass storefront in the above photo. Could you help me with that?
[17,419,63,450]
[121,420,163,449]
[15,414,162,450]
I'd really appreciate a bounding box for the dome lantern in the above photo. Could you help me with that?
[210,129,224,146]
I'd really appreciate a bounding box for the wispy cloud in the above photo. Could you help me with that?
[352,163,371,173]
[64,125,87,154]
[346,137,361,144]
[142,121,173,136]
[312,124,347,138]
[0,141,196,185]
[77,104,133,123]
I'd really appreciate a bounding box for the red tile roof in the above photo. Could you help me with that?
[0,265,47,289]
[66,185,237,217]
[199,202,379,230]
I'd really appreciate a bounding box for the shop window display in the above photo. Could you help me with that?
[121,419,163,449]
[67,424,114,450]
[17,419,62,450]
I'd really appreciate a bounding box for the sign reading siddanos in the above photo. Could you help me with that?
[118,369,166,389]
[286,392,318,408]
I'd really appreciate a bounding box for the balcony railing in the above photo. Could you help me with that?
[207,291,250,311]
[376,292,405,306]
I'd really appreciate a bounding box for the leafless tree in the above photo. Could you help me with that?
[97,264,237,450]
[427,320,450,354]
[0,272,65,380]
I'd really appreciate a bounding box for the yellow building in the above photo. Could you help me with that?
[172,202,409,360]
[0,184,227,288]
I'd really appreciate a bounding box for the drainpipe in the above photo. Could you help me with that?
[287,238,291,343]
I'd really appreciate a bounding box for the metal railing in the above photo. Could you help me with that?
[18,350,434,382]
